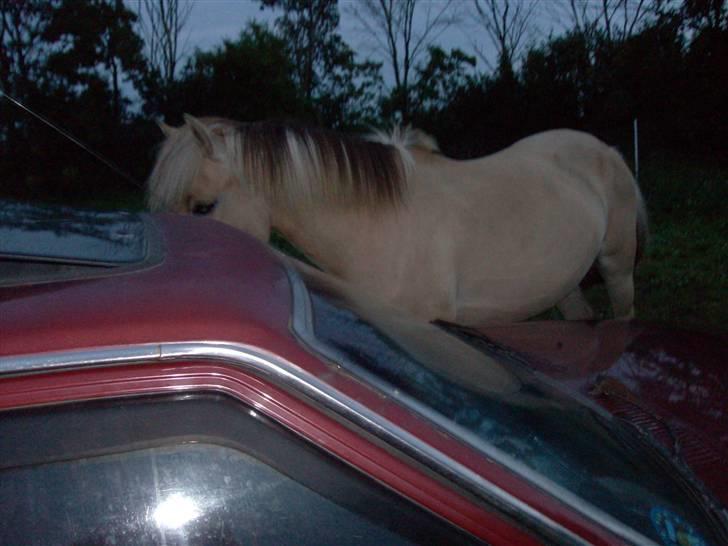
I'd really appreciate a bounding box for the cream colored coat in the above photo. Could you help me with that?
[148,116,646,326]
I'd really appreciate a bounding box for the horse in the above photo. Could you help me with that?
[146,114,647,326]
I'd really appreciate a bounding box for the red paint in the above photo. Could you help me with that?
[3,213,724,544]
[0,214,293,357]
[0,361,540,545]
[481,321,728,506]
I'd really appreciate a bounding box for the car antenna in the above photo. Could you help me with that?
[0,88,143,190]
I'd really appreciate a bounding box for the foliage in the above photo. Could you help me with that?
[44,0,146,122]
[403,46,476,122]
[311,43,382,129]
[261,0,382,128]
[1,0,149,203]
[349,0,460,122]
[159,23,303,124]
[426,3,726,161]
[0,0,56,98]
[608,157,727,332]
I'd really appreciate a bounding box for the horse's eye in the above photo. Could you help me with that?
[191,201,217,215]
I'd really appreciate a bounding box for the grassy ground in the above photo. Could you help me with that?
[624,157,727,332]
[537,156,727,332]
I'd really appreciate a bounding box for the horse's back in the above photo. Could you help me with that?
[406,129,641,323]
[507,128,606,152]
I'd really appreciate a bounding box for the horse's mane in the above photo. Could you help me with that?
[147,118,217,212]
[147,118,439,212]
[368,125,441,154]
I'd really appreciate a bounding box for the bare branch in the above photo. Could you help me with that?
[546,0,653,43]
[348,0,461,119]
[471,0,537,72]
[138,0,192,85]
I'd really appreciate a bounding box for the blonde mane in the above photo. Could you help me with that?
[147,118,439,212]
[367,125,441,154]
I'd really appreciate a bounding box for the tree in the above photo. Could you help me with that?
[0,0,57,153]
[681,0,727,30]
[471,0,538,74]
[167,23,304,124]
[261,0,382,127]
[550,0,653,43]
[44,0,147,123]
[261,0,337,103]
[0,1,151,202]
[312,42,383,128]
[0,0,55,98]
[680,0,728,156]
[138,0,192,87]
[404,46,476,119]
[349,0,460,122]
[520,31,594,131]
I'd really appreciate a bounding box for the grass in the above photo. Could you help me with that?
[626,157,727,332]
[577,156,727,332]
[633,216,726,331]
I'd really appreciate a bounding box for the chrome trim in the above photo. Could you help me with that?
[0,345,161,375]
[284,265,663,546]
[0,339,581,544]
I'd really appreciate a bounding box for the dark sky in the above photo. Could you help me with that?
[175,0,507,83]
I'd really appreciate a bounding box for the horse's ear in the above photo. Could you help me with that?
[183,113,214,157]
[156,120,178,137]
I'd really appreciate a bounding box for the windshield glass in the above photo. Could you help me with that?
[293,271,723,546]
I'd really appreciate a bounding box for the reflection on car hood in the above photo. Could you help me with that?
[0,200,147,265]
[479,321,728,507]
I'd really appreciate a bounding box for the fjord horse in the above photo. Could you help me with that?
[147,115,647,325]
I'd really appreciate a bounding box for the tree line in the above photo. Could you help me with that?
[1,0,726,204]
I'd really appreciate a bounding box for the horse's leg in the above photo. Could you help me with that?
[598,206,639,319]
[594,146,644,319]
[598,254,635,319]
[557,287,595,320]
[598,206,637,319]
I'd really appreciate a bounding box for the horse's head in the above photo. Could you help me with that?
[146,114,272,242]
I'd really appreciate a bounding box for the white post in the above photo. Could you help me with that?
[633,118,639,182]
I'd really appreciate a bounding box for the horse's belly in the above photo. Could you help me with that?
[450,206,604,324]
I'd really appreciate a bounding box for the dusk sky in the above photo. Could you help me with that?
[168,0,533,81]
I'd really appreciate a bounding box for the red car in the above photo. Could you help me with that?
[1,200,726,546]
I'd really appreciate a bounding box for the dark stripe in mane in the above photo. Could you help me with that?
[235,122,408,208]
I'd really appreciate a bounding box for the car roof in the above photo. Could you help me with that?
[0,212,296,357]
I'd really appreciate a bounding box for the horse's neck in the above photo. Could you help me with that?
[270,203,400,278]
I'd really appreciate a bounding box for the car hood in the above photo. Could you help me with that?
[480,321,728,507]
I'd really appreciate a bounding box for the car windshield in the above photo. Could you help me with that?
[291,268,724,546]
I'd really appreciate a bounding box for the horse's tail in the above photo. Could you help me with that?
[634,184,649,266]
[610,146,648,267]
[580,149,648,289]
